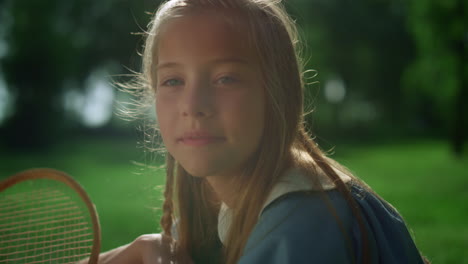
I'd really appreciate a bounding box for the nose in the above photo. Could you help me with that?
[181,80,214,118]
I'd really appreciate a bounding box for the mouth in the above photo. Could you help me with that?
[177,131,225,146]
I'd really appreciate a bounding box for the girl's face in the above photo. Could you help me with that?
[155,12,265,181]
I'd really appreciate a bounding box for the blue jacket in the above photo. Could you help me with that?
[238,185,425,264]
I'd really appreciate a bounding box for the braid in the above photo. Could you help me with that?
[298,128,370,264]
[160,154,175,237]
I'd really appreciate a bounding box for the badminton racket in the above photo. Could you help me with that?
[0,168,100,264]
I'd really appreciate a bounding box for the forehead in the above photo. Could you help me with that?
[157,11,256,65]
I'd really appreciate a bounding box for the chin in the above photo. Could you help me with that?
[177,155,242,178]
[180,164,216,178]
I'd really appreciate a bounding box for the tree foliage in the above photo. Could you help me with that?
[404,0,467,155]
[0,0,464,153]
[0,0,158,149]
[288,0,414,137]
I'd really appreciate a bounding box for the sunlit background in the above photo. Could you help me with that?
[0,0,466,263]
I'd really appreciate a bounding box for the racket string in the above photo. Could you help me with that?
[1,211,84,232]
[1,180,95,263]
[1,232,93,250]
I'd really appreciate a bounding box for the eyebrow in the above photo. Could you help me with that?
[156,57,250,71]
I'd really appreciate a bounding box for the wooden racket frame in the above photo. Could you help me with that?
[0,168,101,264]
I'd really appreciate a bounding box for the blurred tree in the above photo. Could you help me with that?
[404,0,467,156]
[288,0,414,139]
[0,0,159,150]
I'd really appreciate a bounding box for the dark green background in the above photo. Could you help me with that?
[0,0,466,263]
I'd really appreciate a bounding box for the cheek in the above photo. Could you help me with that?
[155,96,175,142]
[156,92,176,117]
[248,92,266,143]
[247,101,265,140]
[224,92,265,142]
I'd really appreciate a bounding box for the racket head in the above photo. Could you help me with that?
[0,168,101,264]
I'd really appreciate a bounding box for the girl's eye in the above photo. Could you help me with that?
[217,76,237,85]
[162,78,184,87]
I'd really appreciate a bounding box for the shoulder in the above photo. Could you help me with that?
[350,184,425,264]
[238,186,426,264]
[239,190,355,264]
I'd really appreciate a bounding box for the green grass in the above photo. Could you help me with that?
[334,140,468,264]
[0,136,166,251]
[1,137,466,262]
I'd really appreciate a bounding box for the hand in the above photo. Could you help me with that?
[135,234,194,264]
[77,233,193,264]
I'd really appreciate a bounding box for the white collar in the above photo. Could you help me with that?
[217,166,351,245]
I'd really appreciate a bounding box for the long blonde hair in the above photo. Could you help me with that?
[138,0,374,263]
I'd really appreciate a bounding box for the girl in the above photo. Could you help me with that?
[97,0,429,263]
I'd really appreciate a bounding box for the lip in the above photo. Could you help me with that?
[177,131,225,146]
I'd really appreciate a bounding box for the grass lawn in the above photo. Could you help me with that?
[1,137,466,263]
[0,136,165,251]
[335,140,468,264]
